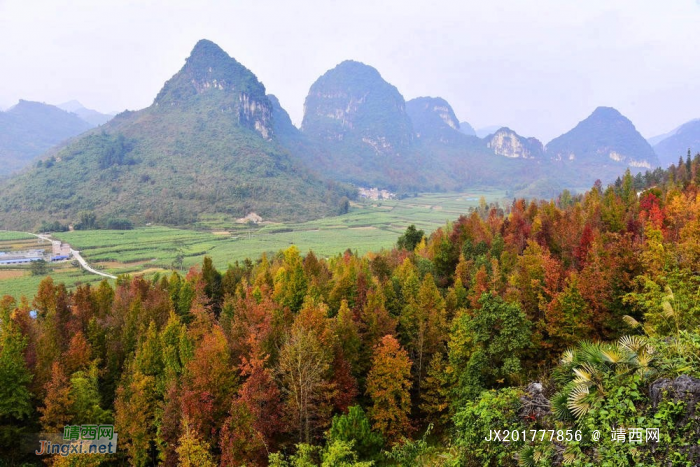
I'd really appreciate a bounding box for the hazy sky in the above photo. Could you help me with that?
[1,0,699,142]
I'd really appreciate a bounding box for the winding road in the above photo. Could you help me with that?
[32,233,117,280]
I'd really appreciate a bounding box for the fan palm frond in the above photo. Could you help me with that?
[562,450,578,465]
[561,348,575,365]
[572,367,592,384]
[572,362,599,385]
[636,349,654,368]
[578,341,606,366]
[600,347,626,364]
[619,335,646,353]
[567,384,591,419]
[551,390,574,421]
[518,446,535,467]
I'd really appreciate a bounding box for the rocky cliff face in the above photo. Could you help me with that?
[487,128,544,159]
[154,39,273,139]
[301,60,414,155]
[238,92,272,139]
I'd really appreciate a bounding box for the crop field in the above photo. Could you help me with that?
[0,266,107,301]
[0,237,46,253]
[0,232,106,300]
[0,190,505,300]
[0,231,35,241]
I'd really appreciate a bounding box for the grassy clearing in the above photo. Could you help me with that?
[1,190,505,300]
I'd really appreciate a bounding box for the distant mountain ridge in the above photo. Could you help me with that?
[407,97,463,144]
[0,40,349,230]
[652,119,700,167]
[0,100,93,176]
[301,60,413,155]
[298,60,657,194]
[58,100,114,126]
[544,107,659,182]
[298,65,542,192]
[476,125,503,138]
[0,40,669,229]
[405,98,550,194]
[299,60,425,189]
[302,60,414,151]
[648,128,679,147]
[458,121,476,136]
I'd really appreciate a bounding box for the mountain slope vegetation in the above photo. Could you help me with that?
[299,63,658,195]
[0,44,672,229]
[0,40,350,230]
[545,106,659,179]
[0,100,93,176]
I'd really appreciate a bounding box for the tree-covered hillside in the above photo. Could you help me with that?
[546,107,659,175]
[2,156,700,465]
[0,41,351,230]
[0,100,93,176]
[0,48,669,227]
[299,60,432,190]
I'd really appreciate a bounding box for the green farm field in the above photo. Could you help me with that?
[0,231,36,241]
[0,233,107,300]
[0,190,505,300]
[0,267,107,302]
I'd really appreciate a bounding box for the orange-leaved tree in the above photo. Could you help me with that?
[366,334,413,444]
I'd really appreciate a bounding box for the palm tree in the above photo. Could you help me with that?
[551,336,655,421]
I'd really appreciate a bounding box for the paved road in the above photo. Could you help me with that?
[32,233,117,280]
[69,247,117,279]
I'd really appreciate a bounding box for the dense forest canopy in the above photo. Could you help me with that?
[1,155,700,466]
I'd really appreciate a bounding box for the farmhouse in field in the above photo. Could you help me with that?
[0,237,73,265]
[236,212,263,224]
[51,240,71,259]
[358,187,396,200]
[0,250,45,265]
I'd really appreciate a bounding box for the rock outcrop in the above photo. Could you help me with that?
[487,128,544,159]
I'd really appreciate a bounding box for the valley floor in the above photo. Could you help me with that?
[0,189,505,300]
